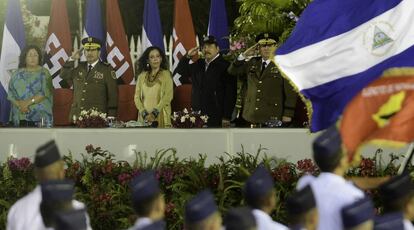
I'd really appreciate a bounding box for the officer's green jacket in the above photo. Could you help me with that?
[228,56,297,124]
[61,61,118,120]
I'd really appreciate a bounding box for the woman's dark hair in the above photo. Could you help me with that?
[135,46,168,76]
[18,45,43,68]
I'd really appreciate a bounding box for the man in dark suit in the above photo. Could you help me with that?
[175,35,237,127]
[228,33,297,127]
[61,37,118,120]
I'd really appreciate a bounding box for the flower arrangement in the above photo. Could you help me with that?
[171,108,208,128]
[73,108,108,128]
[229,38,247,53]
[0,146,406,229]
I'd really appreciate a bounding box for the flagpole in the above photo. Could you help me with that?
[398,142,414,174]
[78,0,83,39]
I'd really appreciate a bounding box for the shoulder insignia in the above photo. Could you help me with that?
[270,66,279,74]
[111,70,117,80]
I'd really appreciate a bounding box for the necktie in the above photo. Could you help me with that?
[88,64,93,73]
[261,62,267,75]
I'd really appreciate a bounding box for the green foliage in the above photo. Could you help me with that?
[0,157,36,227]
[0,146,406,229]
[231,0,312,46]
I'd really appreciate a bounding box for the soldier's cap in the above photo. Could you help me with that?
[185,190,218,223]
[224,207,256,230]
[55,209,88,230]
[140,220,166,230]
[312,125,342,159]
[374,212,404,230]
[34,140,61,168]
[255,32,277,45]
[81,36,101,50]
[202,35,218,46]
[41,179,75,204]
[130,170,160,203]
[286,185,316,215]
[379,173,414,203]
[244,164,274,201]
[341,196,375,229]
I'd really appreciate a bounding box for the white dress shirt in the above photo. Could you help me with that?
[252,209,289,230]
[7,185,91,230]
[297,172,364,230]
[404,219,414,230]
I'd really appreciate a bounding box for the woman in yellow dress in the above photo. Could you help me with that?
[134,46,173,127]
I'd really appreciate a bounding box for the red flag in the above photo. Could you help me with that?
[172,0,197,86]
[341,68,414,162]
[106,0,134,84]
[43,0,72,89]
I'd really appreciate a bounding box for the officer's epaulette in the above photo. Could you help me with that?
[102,62,111,66]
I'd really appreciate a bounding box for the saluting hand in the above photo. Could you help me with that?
[70,48,83,60]
[243,43,259,58]
[186,46,199,58]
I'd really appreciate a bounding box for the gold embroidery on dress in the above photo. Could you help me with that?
[144,70,161,87]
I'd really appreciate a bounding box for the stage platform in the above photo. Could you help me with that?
[0,128,407,164]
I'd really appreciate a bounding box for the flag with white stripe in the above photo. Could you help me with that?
[275,0,414,132]
[142,0,165,52]
[0,0,26,124]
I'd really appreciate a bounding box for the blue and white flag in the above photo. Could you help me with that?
[142,0,165,52]
[275,0,414,132]
[207,0,229,51]
[0,0,26,124]
[83,0,106,60]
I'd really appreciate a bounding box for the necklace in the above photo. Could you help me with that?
[145,70,161,87]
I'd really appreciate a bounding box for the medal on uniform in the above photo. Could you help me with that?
[270,67,279,75]
[249,65,257,73]
[94,72,104,79]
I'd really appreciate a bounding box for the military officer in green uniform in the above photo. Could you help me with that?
[61,37,118,120]
[228,33,297,127]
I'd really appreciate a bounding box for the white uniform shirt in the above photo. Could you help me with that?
[252,209,289,230]
[128,217,152,230]
[297,172,364,230]
[7,185,90,230]
[404,219,414,230]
